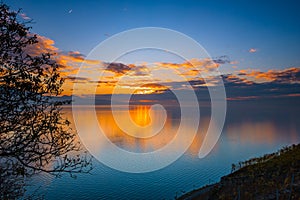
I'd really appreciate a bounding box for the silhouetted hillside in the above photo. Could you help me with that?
[179,144,300,200]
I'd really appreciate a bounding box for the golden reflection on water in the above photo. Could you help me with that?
[64,105,207,155]
[63,105,299,157]
[129,105,151,127]
[225,120,299,145]
[226,121,277,144]
[97,105,179,152]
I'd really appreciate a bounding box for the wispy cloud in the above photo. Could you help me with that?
[249,48,257,53]
[237,68,300,83]
[156,58,221,77]
[212,55,231,64]
[25,35,58,55]
[22,32,300,98]
[20,13,31,20]
[22,34,102,95]
[105,62,132,75]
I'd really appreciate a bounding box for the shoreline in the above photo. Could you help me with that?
[177,184,218,200]
[178,143,300,200]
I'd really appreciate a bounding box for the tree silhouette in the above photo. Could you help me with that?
[0,3,91,199]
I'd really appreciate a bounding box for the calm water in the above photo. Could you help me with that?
[29,103,300,199]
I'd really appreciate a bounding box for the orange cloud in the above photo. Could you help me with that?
[134,83,168,94]
[24,35,58,56]
[25,35,100,68]
[22,34,103,95]
[237,67,300,83]
[156,58,220,78]
[249,48,257,53]
[227,96,259,101]
[23,33,300,97]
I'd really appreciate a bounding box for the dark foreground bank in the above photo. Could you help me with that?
[179,143,300,200]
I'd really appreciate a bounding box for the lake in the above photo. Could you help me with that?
[29,102,300,199]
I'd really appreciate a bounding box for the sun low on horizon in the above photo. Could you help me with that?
[6,0,299,98]
[1,1,300,200]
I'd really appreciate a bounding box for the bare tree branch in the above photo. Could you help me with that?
[0,3,92,199]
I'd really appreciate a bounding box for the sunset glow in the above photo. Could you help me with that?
[2,1,300,199]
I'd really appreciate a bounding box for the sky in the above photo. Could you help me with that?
[8,0,300,68]
[5,0,300,98]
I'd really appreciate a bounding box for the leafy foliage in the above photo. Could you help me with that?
[0,3,91,199]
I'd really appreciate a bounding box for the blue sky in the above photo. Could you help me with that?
[7,0,300,71]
